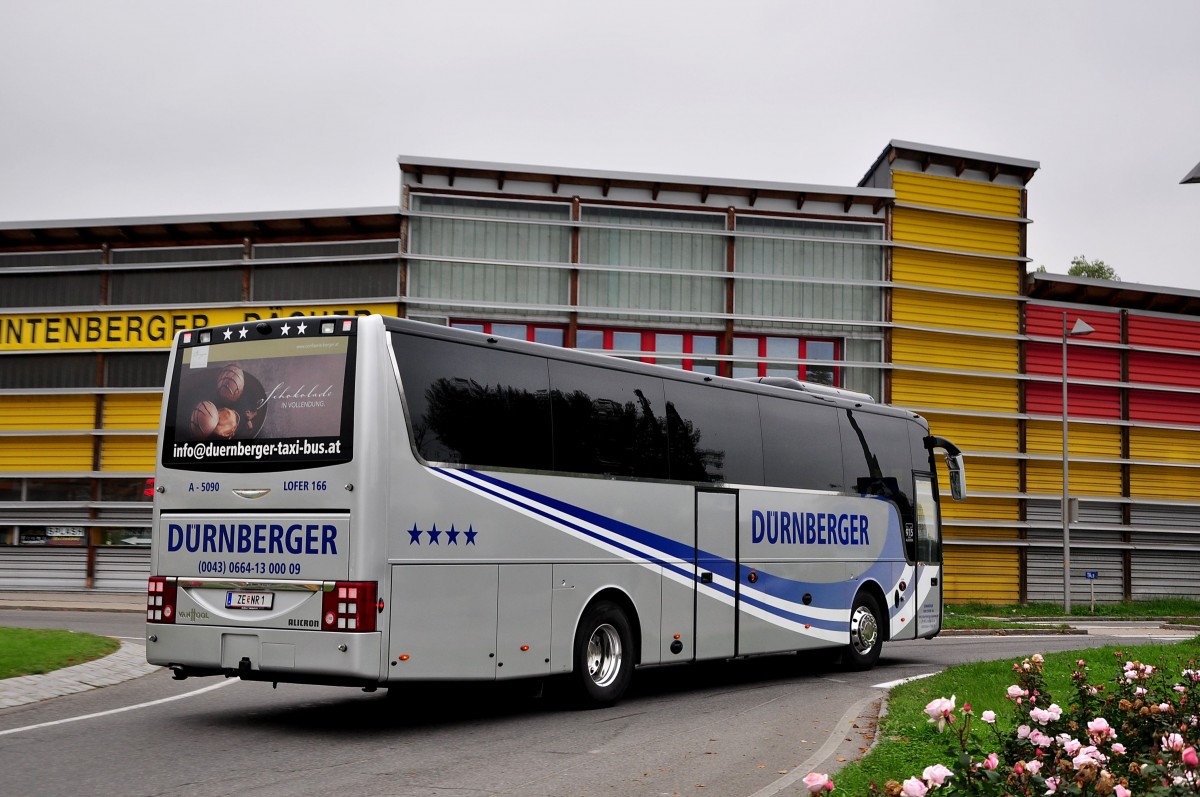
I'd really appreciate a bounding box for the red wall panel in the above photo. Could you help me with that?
[1129,350,1200,388]
[1025,305,1121,342]
[1025,341,1121,379]
[1128,315,1200,351]
[1026,382,1121,419]
[1129,389,1200,426]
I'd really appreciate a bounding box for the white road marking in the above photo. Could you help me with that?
[872,672,939,689]
[0,678,238,737]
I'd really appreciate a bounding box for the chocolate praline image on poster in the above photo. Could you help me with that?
[176,363,269,441]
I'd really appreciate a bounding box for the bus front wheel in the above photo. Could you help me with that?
[571,600,634,708]
[844,592,883,671]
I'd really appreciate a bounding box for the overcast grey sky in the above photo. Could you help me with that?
[2,1,1198,291]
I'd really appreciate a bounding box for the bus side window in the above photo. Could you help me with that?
[759,396,844,491]
[663,381,763,485]
[548,360,668,479]
[392,333,553,470]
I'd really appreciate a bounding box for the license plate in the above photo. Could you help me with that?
[226,591,274,610]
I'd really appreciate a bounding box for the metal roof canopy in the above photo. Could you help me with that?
[0,207,401,251]
[397,155,893,212]
[860,139,1040,187]
[1027,271,1200,316]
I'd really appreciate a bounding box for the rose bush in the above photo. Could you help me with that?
[806,650,1200,795]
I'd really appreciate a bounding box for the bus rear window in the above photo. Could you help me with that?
[161,333,355,472]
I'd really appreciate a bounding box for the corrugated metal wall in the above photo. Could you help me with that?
[1022,301,1200,601]
[889,169,1026,603]
[408,196,571,313]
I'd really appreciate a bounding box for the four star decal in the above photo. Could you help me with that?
[406,523,478,545]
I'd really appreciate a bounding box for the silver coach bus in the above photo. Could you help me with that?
[146,315,965,706]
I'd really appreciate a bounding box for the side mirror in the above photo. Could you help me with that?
[926,435,967,502]
[944,452,966,502]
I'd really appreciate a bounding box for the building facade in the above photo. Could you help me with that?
[1,140,1197,602]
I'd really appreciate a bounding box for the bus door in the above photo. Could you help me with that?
[694,489,737,659]
[913,475,942,636]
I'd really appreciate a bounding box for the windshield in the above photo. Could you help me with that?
[161,330,356,472]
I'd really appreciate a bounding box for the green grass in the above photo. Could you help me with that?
[948,597,1200,620]
[940,614,1066,631]
[0,627,119,679]
[830,636,1200,795]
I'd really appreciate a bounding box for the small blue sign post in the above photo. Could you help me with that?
[1085,571,1098,612]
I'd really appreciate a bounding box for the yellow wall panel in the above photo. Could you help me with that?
[0,395,95,431]
[0,436,92,471]
[892,171,1024,218]
[1026,461,1123,495]
[943,545,1020,603]
[99,436,156,472]
[891,329,1019,372]
[1027,421,1121,458]
[943,458,1018,493]
[892,371,1019,413]
[945,525,1020,541]
[942,497,1020,521]
[920,413,1019,452]
[893,249,1023,295]
[102,394,163,430]
[893,207,1021,257]
[892,289,1019,335]
[1130,464,1200,499]
[1130,428,1200,464]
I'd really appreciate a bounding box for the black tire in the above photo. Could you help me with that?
[571,600,634,708]
[843,591,883,671]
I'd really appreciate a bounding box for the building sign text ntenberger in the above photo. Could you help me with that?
[0,305,396,351]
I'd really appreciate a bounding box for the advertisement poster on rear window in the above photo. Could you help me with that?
[162,336,354,470]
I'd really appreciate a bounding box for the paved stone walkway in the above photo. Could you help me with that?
[0,641,160,709]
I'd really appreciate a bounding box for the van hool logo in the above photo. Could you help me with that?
[405,523,478,545]
[176,608,210,622]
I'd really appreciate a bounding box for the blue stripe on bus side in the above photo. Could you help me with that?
[434,468,700,587]
[442,468,862,632]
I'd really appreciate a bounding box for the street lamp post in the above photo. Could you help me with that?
[1062,313,1095,614]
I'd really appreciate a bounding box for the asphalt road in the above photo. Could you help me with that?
[0,610,1194,797]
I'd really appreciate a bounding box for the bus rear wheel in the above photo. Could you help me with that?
[844,592,883,671]
[571,600,633,708]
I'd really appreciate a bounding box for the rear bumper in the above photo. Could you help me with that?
[146,623,383,685]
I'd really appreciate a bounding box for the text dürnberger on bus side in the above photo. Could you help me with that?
[750,510,870,546]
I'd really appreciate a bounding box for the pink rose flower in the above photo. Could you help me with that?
[981,710,996,724]
[802,772,830,794]
[923,696,956,732]
[921,764,953,786]
[1163,732,1186,752]
[900,776,928,797]
[1114,786,1131,797]
[1184,746,1199,767]
[1087,717,1115,740]
[983,753,999,770]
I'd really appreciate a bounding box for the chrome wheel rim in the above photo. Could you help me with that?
[850,605,879,655]
[586,623,623,687]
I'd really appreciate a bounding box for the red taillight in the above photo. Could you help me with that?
[147,576,177,624]
[321,581,377,632]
